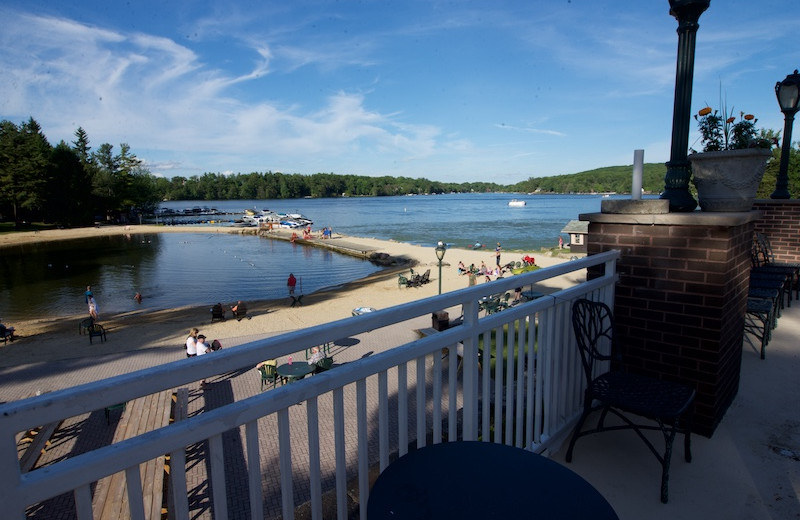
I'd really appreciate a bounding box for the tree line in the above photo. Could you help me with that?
[0,118,160,228]
[1,117,798,228]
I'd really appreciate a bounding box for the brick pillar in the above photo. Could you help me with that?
[582,211,758,437]
[752,200,800,263]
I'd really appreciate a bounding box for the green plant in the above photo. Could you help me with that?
[694,106,774,152]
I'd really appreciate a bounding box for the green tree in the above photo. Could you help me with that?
[46,141,94,226]
[0,118,52,227]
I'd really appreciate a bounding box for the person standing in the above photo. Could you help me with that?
[558,235,564,249]
[87,295,98,320]
[85,285,93,304]
[287,273,297,295]
[185,328,199,358]
[196,334,210,386]
[495,242,502,267]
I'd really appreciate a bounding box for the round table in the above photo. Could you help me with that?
[367,441,618,519]
[276,362,315,382]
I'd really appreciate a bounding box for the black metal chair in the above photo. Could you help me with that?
[565,299,695,503]
[88,323,107,344]
[745,297,774,360]
[752,232,799,305]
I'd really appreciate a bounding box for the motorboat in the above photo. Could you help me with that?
[508,199,526,207]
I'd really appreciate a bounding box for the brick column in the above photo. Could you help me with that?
[581,211,759,437]
[752,200,800,263]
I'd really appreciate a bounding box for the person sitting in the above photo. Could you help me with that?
[457,261,466,275]
[0,321,16,342]
[231,301,249,320]
[211,302,226,321]
[307,346,326,365]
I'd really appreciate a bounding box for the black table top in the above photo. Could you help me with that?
[367,441,618,519]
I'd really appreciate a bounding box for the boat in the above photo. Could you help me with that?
[508,199,526,207]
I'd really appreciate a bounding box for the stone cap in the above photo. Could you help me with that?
[580,209,762,226]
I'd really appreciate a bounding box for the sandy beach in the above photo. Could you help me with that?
[0,225,579,369]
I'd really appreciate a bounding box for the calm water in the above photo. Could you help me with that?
[0,233,381,321]
[1,193,636,321]
[159,192,619,251]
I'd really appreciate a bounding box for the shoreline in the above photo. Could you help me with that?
[0,224,580,370]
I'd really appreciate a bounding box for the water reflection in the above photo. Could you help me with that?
[0,233,381,321]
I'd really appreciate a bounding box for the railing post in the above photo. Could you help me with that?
[462,299,480,440]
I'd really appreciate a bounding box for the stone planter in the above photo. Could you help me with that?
[689,148,772,212]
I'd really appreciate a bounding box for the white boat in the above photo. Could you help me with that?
[508,199,526,207]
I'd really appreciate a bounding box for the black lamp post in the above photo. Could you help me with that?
[771,69,800,199]
[435,241,447,295]
[660,0,710,212]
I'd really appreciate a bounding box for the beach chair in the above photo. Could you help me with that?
[314,357,334,374]
[233,302,250,321]
[419,269,431,285]
[0,324,15,343]
[78,317,93,335]
[258,361,281,390]
[210,303,226,322]
[88,323,107,344]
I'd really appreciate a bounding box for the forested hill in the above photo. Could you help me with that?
[511,163,667,195]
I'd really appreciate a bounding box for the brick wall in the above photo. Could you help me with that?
[584,213,758,437]
[752,200,800,262]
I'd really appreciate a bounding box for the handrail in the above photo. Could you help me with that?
[0,250,620,520]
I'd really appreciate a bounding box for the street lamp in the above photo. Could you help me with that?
[771,69,800,199]
[435,241,447,295]
[660,0,710,212]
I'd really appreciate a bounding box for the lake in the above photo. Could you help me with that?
[0,193,637,321]
[157,192,621,251]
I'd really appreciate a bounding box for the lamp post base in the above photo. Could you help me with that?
[660,187,698,212]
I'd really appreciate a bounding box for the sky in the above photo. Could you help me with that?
[1,1,798,184]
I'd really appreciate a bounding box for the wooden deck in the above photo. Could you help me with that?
[92,389,175,520]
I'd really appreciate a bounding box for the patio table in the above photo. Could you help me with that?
[276,362,315,383]
[367,441,618,519]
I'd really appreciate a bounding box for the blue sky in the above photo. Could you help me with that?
[1,1,797,183]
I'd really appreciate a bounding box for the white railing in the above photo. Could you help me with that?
[0,251,619,520]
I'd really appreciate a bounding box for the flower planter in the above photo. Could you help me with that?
[689,148,772,212]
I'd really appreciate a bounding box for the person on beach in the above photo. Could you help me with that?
[85,285,93,304]
[196,335,210,356]
[457,261,466,274]
[558,235,564,249]
[185,328,199,357]
[87,295,98,320]
[287,273,297,295]
[196,334,211,386]
[479,261,487,275]
[0,320,15,341]
[495,243,502,267]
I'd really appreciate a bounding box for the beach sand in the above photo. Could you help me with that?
[0,225,581,369]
